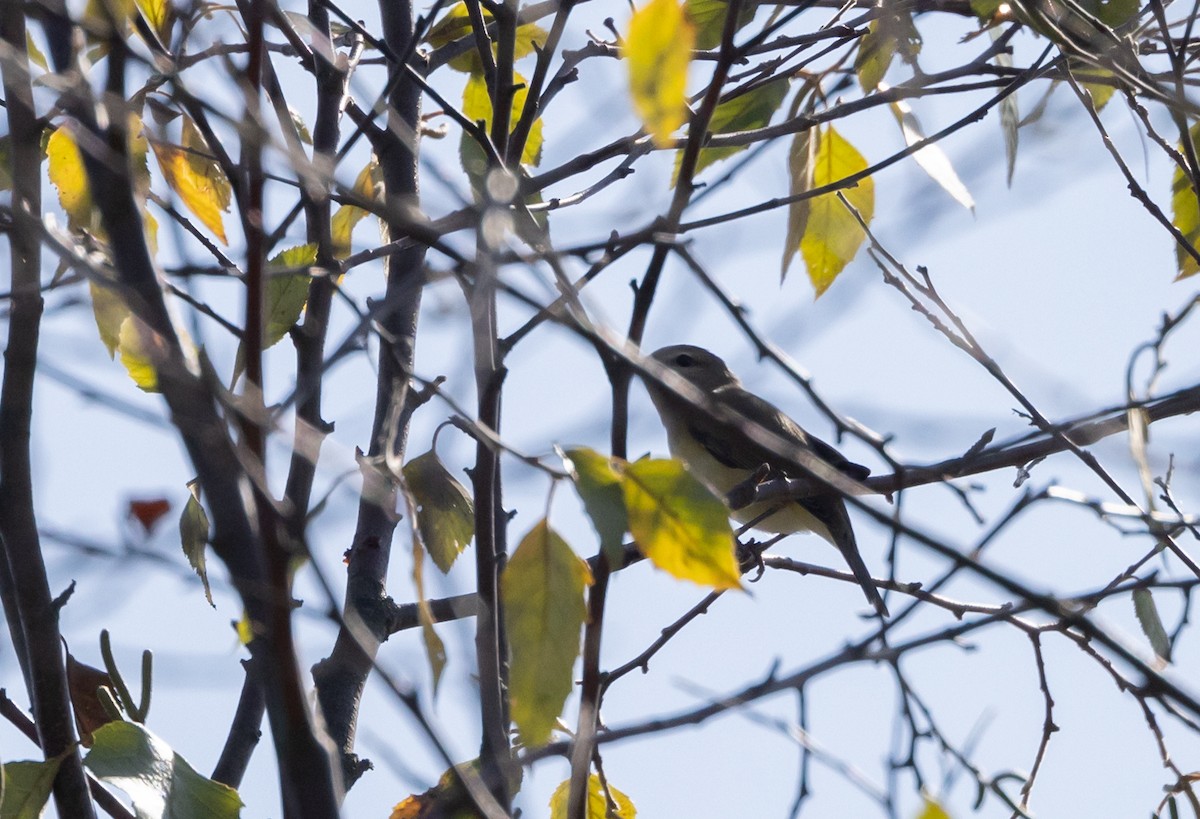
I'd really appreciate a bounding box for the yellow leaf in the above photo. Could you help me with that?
[90,279,129,358]
[620,458,741,591]
[135,0,172,41]
[331,159,382,258]
[46,126,93,228]
[1172,122,1200,280]
[117,314,162,392]
[26,32,48,70]
[549,774,637,819]
[460,71,543,172]
[915,796,953,819]
[798,126,873,296]
[626,0,695,147]
[151,116,231,244]
[426,2,548,72]
[501,520,593,746]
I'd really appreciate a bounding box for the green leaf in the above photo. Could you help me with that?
[684,0,755,49]
[84,721,243,819]
[25,33,48,71]
[620,458,741,590]
[501,520,593,746]
[795,126,874,296]
[179,479,213,607]
[1133,588,1171,663]
[0,757,63,819]
[626,0,695,148]
[564,447,628,565]
[264,243,317,348]
[855,13,921,91]
[403,451,475,573]
[1172,123,1200,280]
[549,774,637,819]
[679,78,789,179]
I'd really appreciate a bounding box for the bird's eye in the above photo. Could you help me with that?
[674,353,695,367]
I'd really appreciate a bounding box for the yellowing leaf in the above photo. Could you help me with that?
[620,458,740,590]
[332,159,383,258]
[798,127,873,296]
[180,479,213,607]
[626,0,695,147]
[264,244,317,348]
[855,13,921,92]
[680,78,789,179]
[90,279,129,357]
[685,0,755,49]
[46,125,93,227]
[117,314,162,392]
[426,2,548,72]
[780,128,816,279]
[564,447,628,565]
[460,70,543,174]
[26,32,48,70]
[1172,123,1200,279]
[502,520,592,746]
[549,774,637,819]
[151,116,231,244]
[403,450,475,573]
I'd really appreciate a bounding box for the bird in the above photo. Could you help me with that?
[643,344,888,617]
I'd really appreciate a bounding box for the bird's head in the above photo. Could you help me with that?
[649,345,741,393]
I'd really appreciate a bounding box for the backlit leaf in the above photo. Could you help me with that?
[685,0,755,49]
[798,127,873,296]
[620,458,740,590]
[549,774,637,819]
[915,797,953,819]
[855,13,921,91]
[564,447,628,565]
[403,451,475,573]
[46,125,93,228]
[0,757,63,819]
[117,315,162,392]
[264,243,317,348]
[84,721,243,819]
[994,29,1019,186]
[680,78,789,179]
[626,0,695,147]
[151,116,232,244]
[426,2,548,72]
[889,96,974,211]
[135,0,173,42]
[90,279,129,357]
[502,520,592,746]
[331,159,382,258]
[1171,122,1200,280]
[180,479,214,607]
[460,70,543,177]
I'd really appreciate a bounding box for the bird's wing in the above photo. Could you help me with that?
[697,386,871,480]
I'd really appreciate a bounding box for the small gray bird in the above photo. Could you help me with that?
[644,344,888,617]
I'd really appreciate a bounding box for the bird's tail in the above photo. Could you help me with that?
[810,495,889,617]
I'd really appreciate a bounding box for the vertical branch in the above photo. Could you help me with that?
[0,10,96,817]
[569,4,749,817]
[311,0,427,792]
